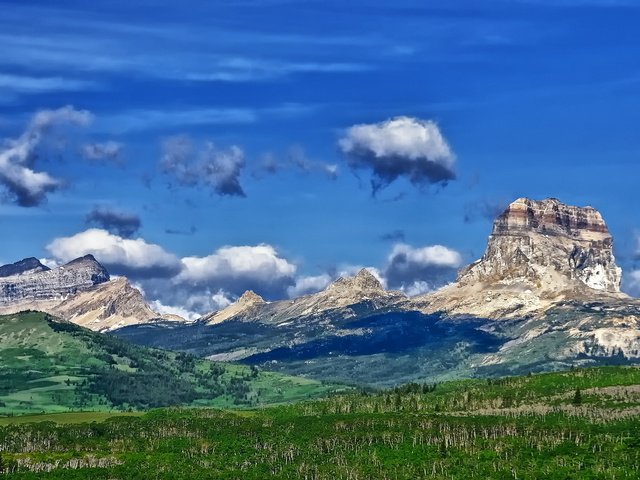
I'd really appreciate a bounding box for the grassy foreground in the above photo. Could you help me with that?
[0,366,639,478]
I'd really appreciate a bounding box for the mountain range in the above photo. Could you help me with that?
[0,255,175,331]
[1,197,639,387]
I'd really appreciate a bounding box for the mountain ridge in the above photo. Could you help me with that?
[114,197,640,387]
[0,255,179,331]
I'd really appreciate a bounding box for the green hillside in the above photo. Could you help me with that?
[0,365,639,478]
[0,312,340,415]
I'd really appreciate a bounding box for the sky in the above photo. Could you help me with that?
[1,0,640,317]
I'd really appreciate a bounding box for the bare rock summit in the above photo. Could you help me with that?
[459,198,621,292]
[416,198,626,319]
[0,255,180,331]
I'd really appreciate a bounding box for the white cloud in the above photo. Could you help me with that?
[46,228,181,278]
[179,244,296,284]
[339,116,456,193]
[287,273,333,298]
[0,105,92,206]
[387,244,462,269]
[211,289,234,309]
[39,257,60,269]
[149,300,200,321]
[384,243,462,294]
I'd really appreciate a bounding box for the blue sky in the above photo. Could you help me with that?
[1,0,639,316]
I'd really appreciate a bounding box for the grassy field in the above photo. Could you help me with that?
[0,312,341,415]
[0,366,639,478]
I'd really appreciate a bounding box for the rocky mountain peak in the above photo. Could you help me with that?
[0,255,110,307]
[327,269,384,294]
[457,197,621,293]
[236,290,265,306]
[204,290,265,324]
[492,198,609,240]
[0,257,50,277]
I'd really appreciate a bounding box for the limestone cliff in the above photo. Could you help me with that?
[458,198,621,293]
[0,255,182,331]
[0,255,109,305]
[415,198,627,319]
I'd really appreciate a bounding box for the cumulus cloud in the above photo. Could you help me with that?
[0,105,92,206]
[254,146,337,180]
[86,206,141,237]
[160,135,246,197]
[81,141,123,164]
[383,243,462,294]
[338,116,456,194]
[177,244,297,298]
[46,228,181,279]
[137,244,297,315]
[287,273,333,298]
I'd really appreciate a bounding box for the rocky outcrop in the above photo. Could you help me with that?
[0,255,109,305]
[458,198,621,293]
[0,257,50,277]
[206,290,266,324]
[0,255,182,331]
[51,277,164,331]
[415,198,627,319]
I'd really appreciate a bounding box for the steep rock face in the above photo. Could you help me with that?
[0,258,50,277]
[0,255,109,305]
[206,290,266,324]
[51,277,164,331]
[458,198,621,293]
[0,255,181,331]
[415,198,627,319]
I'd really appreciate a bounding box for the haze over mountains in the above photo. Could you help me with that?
[2,197,639,386]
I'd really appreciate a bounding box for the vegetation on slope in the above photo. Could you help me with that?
[0,366,639,478]
[0,312,339,415]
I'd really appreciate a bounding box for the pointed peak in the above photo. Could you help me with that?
[60,255,110,285]
[236,290,265,305]
[327,268,384,293]
[65,254,99,265]
[0,257,50,277]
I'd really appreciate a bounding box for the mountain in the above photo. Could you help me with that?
[0,311,339,415]
[0,257,50,277]
[114,197,640,386]
[413,197,625,319]
[203,268,406,325]
[0,255,176,331]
